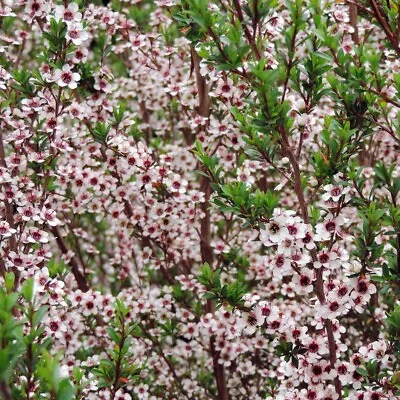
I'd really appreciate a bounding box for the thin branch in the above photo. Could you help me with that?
[368,0,400,56]
[0,132,18,284]
[192,45,230,400]
[50,226,89,292]
[231,0,261,59]
[278,125,343,399]
[349,2,360,44]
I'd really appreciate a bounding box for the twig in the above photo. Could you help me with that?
[368,0,400,56]
[232,0,261,59]
[349,3,360,44]
[191,46,230,400]
[278,125,343,398]
[50,226,89,292]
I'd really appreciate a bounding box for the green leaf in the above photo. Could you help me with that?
[57,378,75,400]
[356,367,368,377]
[107,327,121,345]
[21,278,34,302]
[4,273,15,293]
[33,305,48,328]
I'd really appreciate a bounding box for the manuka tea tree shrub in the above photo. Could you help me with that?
[1,0,400,398]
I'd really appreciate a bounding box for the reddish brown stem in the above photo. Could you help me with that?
[0,133,18,285]
[50,226,89,292]
[232,0,261,59]
[368,0,400,56]
[349,3,360,44]
[279,127,342,398]
[192,46,230,400]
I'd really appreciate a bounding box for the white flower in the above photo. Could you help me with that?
[314,250,340,270]
[359,340,388,361]
[165,174,187,193]
[286,216,307,240]
[0,220,16,238]
[317,299,348,320]
[292,269,314,294]
[260,215,288,245]
[53,65,80,89]
[44,315,67,339]
[134,383,149,399]
[114,390,132,400]
[212,78,234,98]
[26,228,49,243]
[370,340,387,360]
[336,362,355,385]
[35,267,50,291]
[238,306,265,335]
[0,66,11,89]
[40,208,61,226]
[315,215,345,241]
[271,253,291,276]
[54,3,82,24]
[66,23,89,45]
[322,184,350,202]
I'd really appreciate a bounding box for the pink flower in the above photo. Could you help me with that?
[70,47,89,64]
[130,34,147,50]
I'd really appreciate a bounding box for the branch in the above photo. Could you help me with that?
[191,45,230,400]
[368,0,400,56]
[231,0,261,59]
[50,226,89,292]
[278,126,343,399]
[0,132,18,285]
[349,2,360,44]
